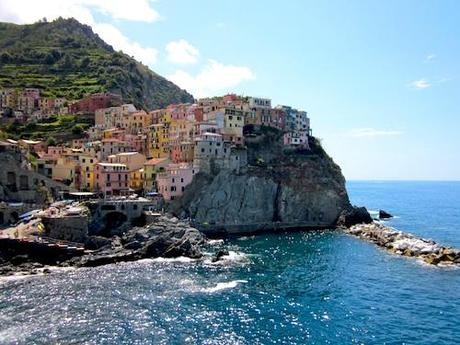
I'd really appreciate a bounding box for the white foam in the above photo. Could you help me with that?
[237,236,256,241]
[205,251,250,265]
[207,239,224,245]
[201,280,248,293]
[150,256,198,263]
[0,265,77,283]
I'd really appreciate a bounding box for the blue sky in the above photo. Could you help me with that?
[1,0,459,180]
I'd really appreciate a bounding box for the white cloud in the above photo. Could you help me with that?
[166,39,199,64]
[409,79,431,89]
[348,128,404,138]
[0,0,159,66]
[94,23,157,65]
[424,54,436,62]
[0,0,160,24]
[168,59,255,98]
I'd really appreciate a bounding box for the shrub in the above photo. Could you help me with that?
[71,124,84,135]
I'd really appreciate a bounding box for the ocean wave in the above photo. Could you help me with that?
[205,251,250,265]
[237,235,256,241]
[201,280,248,293]
[149,256,198,263]
[0,266,76,284]
[207,239,225,245]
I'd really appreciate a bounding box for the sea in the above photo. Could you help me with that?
[1,181,459,345]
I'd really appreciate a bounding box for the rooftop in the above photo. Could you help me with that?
[145,157,168,166]
[97,162,127,167]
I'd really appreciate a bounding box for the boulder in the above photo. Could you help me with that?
[211,250,230,263]
[379,210,393,219]
[336,206,373,228]
[69,216,206,268]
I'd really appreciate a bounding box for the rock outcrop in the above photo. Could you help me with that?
[0,216,205,275]
[171,128,364,233]
[379,210,393,219]
[66,216,205,267]
[336,206,373,228]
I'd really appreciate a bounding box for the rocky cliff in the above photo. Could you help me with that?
[171,127,362,233]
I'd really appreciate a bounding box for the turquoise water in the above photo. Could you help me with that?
[1,181,459,344]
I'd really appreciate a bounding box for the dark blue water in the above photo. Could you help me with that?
[1,181,459,344]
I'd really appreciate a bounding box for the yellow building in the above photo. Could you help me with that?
[129,168,145,192]
[149,123,171,159]
[78,153,98,191]
[107,152,146,171]
[143,157,170,192]
[122,111,153,134]
[52,155,78,188]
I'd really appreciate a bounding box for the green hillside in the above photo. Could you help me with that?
[0,18,194,109]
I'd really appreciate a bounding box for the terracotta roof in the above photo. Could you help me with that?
[144,158,168,166]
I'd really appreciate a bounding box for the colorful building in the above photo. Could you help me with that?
[143,157,170,192]
[94,163,129,197]
[156,163,198,201]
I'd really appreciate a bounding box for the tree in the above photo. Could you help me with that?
[46,137,56,146]
[0,52,12,63]
[71,124,84,135]
[80,56,90,69]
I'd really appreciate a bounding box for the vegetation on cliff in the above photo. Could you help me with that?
[0,114,91,141]
[0,18,194,109]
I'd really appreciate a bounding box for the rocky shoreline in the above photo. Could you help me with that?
[0,216,205,276]
[345,222,460,266]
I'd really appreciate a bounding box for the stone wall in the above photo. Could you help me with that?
[0,151,70,203]
[42,215,89,243]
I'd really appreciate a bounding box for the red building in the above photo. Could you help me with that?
[69,93,122,114]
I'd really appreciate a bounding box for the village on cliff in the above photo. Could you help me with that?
[0,89,311,202]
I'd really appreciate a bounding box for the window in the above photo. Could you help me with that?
[181,186,185,192]
[181,178,184,183]
[201,148,205,153]
[133,204,138,210]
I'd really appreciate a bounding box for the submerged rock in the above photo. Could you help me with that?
[211,250,230,263]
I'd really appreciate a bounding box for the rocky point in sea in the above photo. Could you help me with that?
[170,126,371,234]
[345,222,460,266]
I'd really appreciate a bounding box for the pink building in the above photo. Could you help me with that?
[47,146,65,157]
[94,162,129,196]
[156,163,198,201]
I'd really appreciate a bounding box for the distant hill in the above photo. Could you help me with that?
[0,18,194,110]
